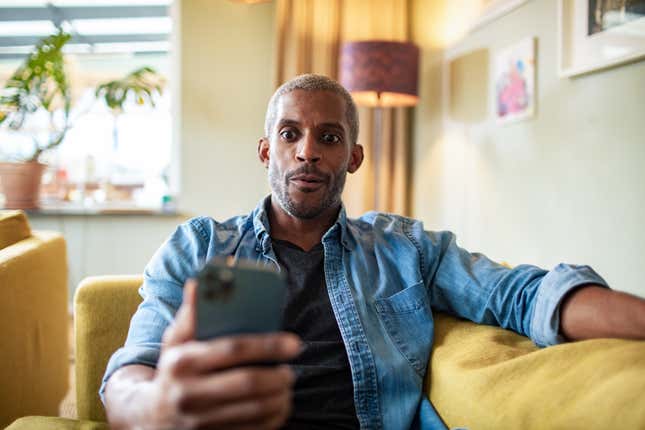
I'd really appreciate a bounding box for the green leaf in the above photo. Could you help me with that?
[95,66,166,113]
[0,29,72,161]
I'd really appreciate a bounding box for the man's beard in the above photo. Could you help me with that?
[269,162,347,219]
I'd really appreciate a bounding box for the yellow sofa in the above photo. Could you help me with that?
[6,276,141,430]
[7,275,645,429]
[0,211,69,428]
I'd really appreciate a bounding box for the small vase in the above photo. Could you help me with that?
[0,161,47,209]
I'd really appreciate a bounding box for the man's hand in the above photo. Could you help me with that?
[104,280,302,430]
[560,284,645,341]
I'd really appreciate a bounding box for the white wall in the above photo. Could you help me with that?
[178,0,274,218]
[412,0,645,297]
[29,214,183,303]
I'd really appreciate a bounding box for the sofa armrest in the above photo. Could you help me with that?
[0,231,69,428]
[428,312,645,430]
[74,275,143,422]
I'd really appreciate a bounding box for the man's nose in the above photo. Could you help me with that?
[296,134,321,163]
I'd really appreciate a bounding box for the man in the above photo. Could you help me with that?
[102,74,645,430]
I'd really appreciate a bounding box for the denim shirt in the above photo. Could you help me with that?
[101,197,608,429]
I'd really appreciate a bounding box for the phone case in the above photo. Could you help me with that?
[194,259,287,341]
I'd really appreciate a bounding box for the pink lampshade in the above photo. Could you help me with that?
[339,40,420,107]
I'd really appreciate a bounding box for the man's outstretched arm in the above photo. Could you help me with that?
[560,285,645,341]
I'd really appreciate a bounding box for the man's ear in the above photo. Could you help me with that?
[347,144,364,174]
[258,137,270,168]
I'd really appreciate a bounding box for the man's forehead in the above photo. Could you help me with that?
[275,89,347,124]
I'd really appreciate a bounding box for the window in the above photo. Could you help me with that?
[0,0,174,211]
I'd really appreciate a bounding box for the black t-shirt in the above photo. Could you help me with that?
[272,238,360,430]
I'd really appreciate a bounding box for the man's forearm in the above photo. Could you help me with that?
[560,285,645,341]
[104,364,158,430]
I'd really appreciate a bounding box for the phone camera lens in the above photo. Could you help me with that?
[219,269,234,283]
[201,269,220,300]
[200,267,235,301]
[217,269,234,296]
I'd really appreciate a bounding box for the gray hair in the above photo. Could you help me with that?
[264,74,359,146]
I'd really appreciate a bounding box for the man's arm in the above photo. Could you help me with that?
[415,224,645,346]
[104,281,301,430]
[560,285,645,341]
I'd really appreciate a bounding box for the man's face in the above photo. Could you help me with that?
[258,89,363,219]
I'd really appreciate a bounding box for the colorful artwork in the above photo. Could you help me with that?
[494,37,535,124]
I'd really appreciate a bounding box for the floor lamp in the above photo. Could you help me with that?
[339,40,419,210]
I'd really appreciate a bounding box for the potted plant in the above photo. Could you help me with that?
[95,66,164,153]
[0,30,71,209]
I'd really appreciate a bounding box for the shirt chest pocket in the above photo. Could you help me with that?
[374,282,434,376]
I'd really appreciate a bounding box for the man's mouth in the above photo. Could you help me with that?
[291,174,325,183]
[289,174,326,190]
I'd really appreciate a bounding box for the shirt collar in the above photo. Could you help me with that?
[251,195,354,252]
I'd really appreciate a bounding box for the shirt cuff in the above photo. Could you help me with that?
[98,343,161,404]
[530,263,609,347]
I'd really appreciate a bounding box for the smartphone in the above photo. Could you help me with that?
[194,258,287,341]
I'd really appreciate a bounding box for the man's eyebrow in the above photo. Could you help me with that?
[277,119,346,133]
[277,119,300,127]
[319,122,346,133]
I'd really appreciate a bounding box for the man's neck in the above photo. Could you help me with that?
[267,195,340,252]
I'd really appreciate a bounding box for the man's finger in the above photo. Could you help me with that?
[163,279,197,346]
[192,388,291,428]
[169,332,302,374]
[177,365,295,412]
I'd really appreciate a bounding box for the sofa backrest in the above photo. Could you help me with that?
[0,210,32,250]
[74,275,143,422]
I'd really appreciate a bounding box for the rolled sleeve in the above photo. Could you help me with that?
[99,343,162,402]
[530,263,610,347]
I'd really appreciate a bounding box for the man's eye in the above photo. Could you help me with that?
[321,133,340,144]
[280,130,297,141]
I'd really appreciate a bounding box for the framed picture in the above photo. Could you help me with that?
[494,37,536,124]
[471,0,531,32]
[559,0,645,77]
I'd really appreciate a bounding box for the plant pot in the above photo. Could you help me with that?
[0,162,47,209]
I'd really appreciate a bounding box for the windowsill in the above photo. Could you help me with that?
[24,202,182,217]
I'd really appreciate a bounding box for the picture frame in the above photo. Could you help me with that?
[558,0,645,78]
[470,0,531,32]
[493,37,537,124]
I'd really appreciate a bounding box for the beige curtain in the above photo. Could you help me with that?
[274,0,412,216]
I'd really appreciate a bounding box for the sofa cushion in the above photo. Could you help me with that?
[0,210,31,250]
[5,416,109,430]
[428,312,645,430]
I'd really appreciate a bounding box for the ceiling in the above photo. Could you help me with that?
[0,1,172,59]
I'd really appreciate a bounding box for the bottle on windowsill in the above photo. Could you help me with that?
[161,194,176,214]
